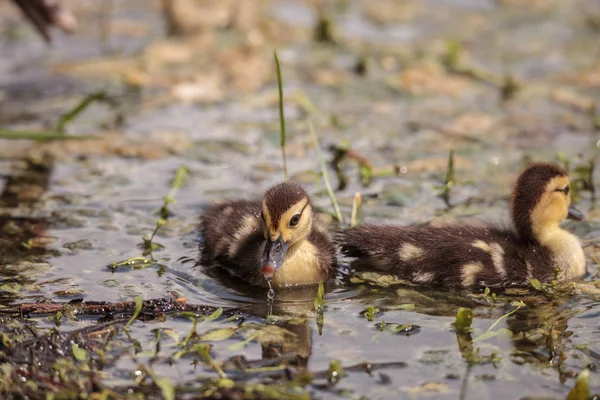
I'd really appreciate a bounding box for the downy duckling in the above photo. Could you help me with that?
[200,182,335,287]
[338,162,586,288]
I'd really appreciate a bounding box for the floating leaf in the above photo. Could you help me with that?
[375,322,421,336]
[394,324,421,335]
[72,344,88,362]
[198,328,236,342]
[454,307,473,333]
[0,283,22,294]
[107,257,153,271]
[567,369,590,400]
[352,272,413,287]
[204,307,223,322]
[529,278,542,291]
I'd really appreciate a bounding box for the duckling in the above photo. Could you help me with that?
[338,162,586,288]
[200,181,335,288]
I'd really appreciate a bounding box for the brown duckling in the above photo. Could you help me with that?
[200,181,335,288]
[338,162,586,288]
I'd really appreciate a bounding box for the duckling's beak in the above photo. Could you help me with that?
[261,235,289,280]
[567,205,585,221]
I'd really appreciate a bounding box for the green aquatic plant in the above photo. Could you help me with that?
[327,360,344,384]
[124,296,143,331]
[472,301,525,343]
[314,281,325,335]
[294,90,344,222]
[56,91,106,133]
[0,129,97,140]
[443,39,463,71]
[143,365,176,400]
[567,369,590,400]
[107,256,154,271]
[142,218,166,254]
[314,9,337,43]
[376,322,421,336]
[274,50,288,181]
[160,165,189,219]
[71,343,88,362]
[350,192,362,227]
[363,305,379,322]
[572,159,596,206]
[454,307,473,334]
[0,91,108,140]
[308,118,344,223]
[142,165,188,254]
[440,148,455,207]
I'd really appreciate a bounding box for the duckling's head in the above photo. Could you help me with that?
[260,182,313,280]
[511,162,584,242]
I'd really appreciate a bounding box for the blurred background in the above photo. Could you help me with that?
[0,1,599,399]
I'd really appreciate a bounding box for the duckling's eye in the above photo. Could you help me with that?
[555,186,570,195]
[289,214,301,227]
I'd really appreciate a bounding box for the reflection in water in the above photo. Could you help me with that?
[0,156,53,305]
[197,261,318,365]
[192,257,362,370]
[505,299,584,383]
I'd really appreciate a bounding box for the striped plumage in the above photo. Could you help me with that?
[200,182,335,288]
[338,162,586,288]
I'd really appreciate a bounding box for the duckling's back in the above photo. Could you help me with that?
[339,224,555,288]
[200,200,265,284]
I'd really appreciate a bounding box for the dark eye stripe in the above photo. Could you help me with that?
[555,186,569,195]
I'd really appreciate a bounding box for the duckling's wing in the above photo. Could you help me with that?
[339,224,549,288]
[199,199,268,286]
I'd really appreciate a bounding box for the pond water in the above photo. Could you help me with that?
[0,0,599,398]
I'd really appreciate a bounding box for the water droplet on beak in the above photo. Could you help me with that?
[262,264,275,279]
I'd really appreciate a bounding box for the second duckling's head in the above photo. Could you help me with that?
[512,162,584,241]
[260,182,313,280]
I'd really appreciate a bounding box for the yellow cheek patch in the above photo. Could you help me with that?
[530,175,573,238]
